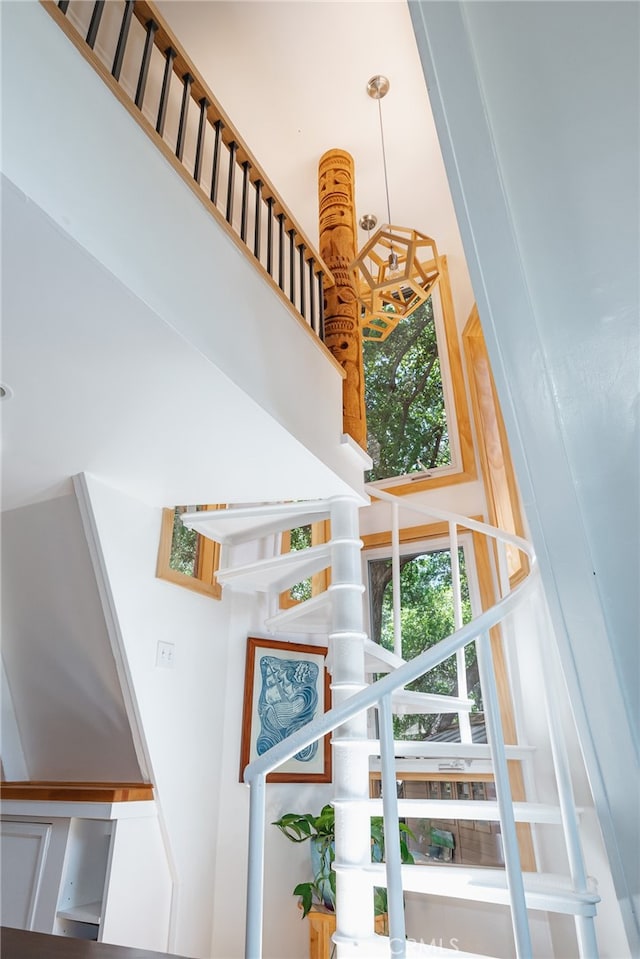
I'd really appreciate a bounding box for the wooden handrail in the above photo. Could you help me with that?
[41,0,338,362]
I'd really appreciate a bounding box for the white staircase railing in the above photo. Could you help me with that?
[183,493,598,959]
[243,567,535,957]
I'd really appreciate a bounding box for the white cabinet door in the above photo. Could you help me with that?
[1,817,70,932]
[1,820,51,929]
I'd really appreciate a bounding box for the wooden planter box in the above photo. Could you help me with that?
[306,907,388,959]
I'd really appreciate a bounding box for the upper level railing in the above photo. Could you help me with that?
[43,0,332,342]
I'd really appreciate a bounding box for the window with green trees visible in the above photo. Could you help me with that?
[363,298,450,484]
[156,505,222,599]
[169,505,201,576]
[368,545,482,741]
[279,521,331,609]
[288,524,313,603]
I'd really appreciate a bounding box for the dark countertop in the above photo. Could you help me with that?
[0,928,189,959]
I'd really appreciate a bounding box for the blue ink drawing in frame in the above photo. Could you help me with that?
[240,636,332,783]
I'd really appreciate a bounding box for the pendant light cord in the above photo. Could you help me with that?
[378,96,392,227]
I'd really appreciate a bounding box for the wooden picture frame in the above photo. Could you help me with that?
[240,637,332,784]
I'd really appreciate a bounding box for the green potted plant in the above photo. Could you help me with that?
[272,803,415,918]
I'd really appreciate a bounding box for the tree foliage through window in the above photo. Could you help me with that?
[363,298,450,483]
[169,505,200,576]
[369,548,481,740]
[288,524,313,602]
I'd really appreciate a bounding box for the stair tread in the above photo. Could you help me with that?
[265,590,332,634]
[392,689,474,714]
[337,739,534,761]
[334,797,566,824]
[217,543,331,592]
[265,596,410,670]
[365,639,406,673]
[333,934,495,958]
[180,501,330,545]
[334,864,599,916]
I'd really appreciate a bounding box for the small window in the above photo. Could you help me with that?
[156,505,223,599]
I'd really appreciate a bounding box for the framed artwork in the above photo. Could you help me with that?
[240,636,332,783]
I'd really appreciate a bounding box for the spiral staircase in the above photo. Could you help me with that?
[182,492,600,959]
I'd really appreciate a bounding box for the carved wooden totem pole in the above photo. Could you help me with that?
[318,150,367,449]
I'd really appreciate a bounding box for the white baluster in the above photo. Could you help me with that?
[450,521,472,743]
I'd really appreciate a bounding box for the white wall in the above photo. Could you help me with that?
[1,494,141,781]
[509,576,630,959]
[1,1,363,511]
[79,477,327,958]
[209,543,334,959]
[1,657,28,780]
[79,474,233,957]
[410,1,639,950]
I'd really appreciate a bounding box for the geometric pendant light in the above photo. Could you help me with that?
[353,224,440,340]
[350,76,440,341]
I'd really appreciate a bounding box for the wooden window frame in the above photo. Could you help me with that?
[463,305,529,587]
[279,519,331,610]
[366,255,476,496]
[156,505,223,600]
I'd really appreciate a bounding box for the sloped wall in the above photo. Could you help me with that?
[0,493,142,781]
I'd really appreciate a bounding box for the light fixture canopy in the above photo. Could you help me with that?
[351,76,440,340]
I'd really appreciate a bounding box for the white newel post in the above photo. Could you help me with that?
[328,496,373,955]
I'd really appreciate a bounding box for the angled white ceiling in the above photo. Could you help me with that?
[0,178,359,512]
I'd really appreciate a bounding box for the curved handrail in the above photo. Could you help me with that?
[369,485,535,559]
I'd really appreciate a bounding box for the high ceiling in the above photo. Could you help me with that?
[156,0,475,327]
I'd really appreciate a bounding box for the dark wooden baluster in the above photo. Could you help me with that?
[112,0,135,81]
[278,214,285,291]
[254,180,263,259]
[288,230,296,305]
[266,198,275,276]
[226,142,238,224]
[210,120,223,205]
[308,259,316,332]
[317,271,325,340]
[176,74,193,161]
[240,162,251,243]
[194,97,209,183]
[299,244,306,319]
[156,48,176,136]
[135,19,158,109]
[86,1,105,49]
